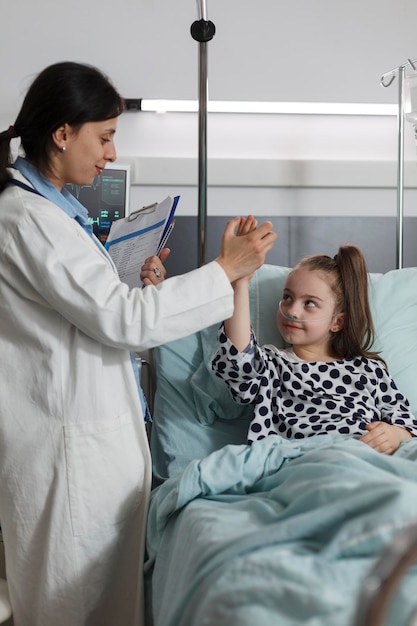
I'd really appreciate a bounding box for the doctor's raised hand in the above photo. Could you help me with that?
[141,217,277,286]
[216,216,276,282]
[0,60,277,626]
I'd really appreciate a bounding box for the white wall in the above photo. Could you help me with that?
[2,0,417,223]
[114,110,417,219]
[3,0,417,106]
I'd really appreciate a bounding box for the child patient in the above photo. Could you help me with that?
[211,217,417,454]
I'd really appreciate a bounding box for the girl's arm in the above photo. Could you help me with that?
[224,216,257,352]
[360,366,417,454]
[224,278,252,351]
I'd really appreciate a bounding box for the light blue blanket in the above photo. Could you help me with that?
[146,435,417,626]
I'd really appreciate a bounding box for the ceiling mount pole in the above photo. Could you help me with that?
[190,1,215,267]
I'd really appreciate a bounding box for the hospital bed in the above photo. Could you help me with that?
[145,263,417,626]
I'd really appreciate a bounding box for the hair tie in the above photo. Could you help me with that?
[0,126,18,140]
[7,125,18,138]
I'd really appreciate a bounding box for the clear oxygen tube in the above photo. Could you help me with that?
[278,300,335,323]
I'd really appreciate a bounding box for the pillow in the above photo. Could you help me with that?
[369,269,417,419]
[150,264,417,482]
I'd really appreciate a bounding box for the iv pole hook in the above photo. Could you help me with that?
[380,74,396,88]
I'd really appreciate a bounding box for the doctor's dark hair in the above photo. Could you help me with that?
[0,61,125,192]
[291,244,384,363]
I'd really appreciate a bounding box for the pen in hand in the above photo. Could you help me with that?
[156,220,175,257]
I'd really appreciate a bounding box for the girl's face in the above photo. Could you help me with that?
[49,118,118,189]
[277,267,344,358]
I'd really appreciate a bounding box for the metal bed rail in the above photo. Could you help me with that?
[353,521,417,626]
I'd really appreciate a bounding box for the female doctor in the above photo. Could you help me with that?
[0,61,277,626]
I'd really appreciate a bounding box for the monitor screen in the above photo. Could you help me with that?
[66,164,131,245]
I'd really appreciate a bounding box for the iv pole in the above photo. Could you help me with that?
[190,0,215,267]
[381,56,417,269]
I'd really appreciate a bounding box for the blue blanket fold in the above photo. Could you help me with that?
[146,436,417,626]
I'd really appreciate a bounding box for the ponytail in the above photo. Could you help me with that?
[332,245,381,361]
[0,125,19,193]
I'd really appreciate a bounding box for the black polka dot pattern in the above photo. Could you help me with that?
[211,326,417,444]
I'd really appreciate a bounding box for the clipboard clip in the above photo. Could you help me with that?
[128,202,158,221]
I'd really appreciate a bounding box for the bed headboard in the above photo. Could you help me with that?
[150,264,417,483]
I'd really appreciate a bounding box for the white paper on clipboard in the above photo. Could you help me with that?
[105,195,178,289]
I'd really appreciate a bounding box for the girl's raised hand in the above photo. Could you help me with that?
[216,216,276,284]
[234,215,259,283]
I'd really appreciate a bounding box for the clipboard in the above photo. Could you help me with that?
[105,195,179,289]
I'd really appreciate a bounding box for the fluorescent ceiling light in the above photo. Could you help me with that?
[139,99,398,116]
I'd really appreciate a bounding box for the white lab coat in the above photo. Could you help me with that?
[0,171,234,626]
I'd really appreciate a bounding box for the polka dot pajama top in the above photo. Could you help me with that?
[211,326,417,444]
